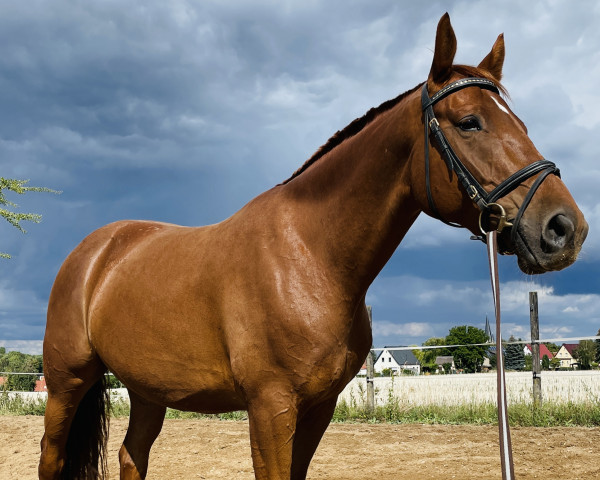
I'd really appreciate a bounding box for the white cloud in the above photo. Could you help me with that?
[1,0,600,350]
[373,321,433,338]
[0,340,43,355]
[367,275,600,347]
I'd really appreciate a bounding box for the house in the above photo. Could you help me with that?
[374,347,420,375]
[555,343,579,369]
[523,344,554,360]
[434,356,456,373]
[35,376,47,392]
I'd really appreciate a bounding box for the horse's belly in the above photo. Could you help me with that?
[129,374,246,413]
[108,357,246,413]
[90,308,245,412]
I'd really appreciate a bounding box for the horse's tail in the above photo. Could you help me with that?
[62,375,110,480]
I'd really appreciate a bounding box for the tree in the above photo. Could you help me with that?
[542,354,550,370]
[595,328,600,363]
[0,349,43,391]
[573,340,596,370]
[1,177,60,258]
[416,337,447,373]
[549,357,561,370]
[544,342,560,355]
[445,325,488,373]
[524,353,533,371]
[504,336,525,370]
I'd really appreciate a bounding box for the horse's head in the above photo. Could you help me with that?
[414,14,588,274]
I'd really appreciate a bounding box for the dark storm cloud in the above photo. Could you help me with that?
[1,1,599,351]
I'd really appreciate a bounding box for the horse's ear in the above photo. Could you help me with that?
[478,34,505,81]
[428,13,457,86]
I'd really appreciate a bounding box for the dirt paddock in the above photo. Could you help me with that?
[1,416,599,479]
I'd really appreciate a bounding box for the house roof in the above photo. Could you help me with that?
[376,347,420,366]
[435,356,454,365]
[525,344,554,359]
[561,343,579,356]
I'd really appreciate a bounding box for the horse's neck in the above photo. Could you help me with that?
[281,100,421,295]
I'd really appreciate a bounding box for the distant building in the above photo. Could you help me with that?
[374,347,420,375]
[434,356,456,373]
[523,344,554,360]
[555,343,579,369]
[35,376,47,392]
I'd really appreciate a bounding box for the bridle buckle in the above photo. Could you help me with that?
[467,185,478,200]
[479,203,513,234]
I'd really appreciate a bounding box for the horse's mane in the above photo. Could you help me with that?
[281,65,505,185]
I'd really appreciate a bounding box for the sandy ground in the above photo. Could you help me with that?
[1,416,599,479]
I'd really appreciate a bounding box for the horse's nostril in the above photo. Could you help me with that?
[542,214,574,252]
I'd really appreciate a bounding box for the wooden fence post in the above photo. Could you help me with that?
[529,291,542,405]
[366,305,375,412]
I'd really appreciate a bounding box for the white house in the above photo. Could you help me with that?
[374,347,420,375]
[555,344,578,369]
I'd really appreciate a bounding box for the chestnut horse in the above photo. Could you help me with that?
[40,14,587,480]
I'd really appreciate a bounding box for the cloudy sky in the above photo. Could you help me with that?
[1,1,599,354]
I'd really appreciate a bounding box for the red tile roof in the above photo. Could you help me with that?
[562,343,579,356]
[526,344,554,359]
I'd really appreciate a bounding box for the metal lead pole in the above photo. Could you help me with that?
[486,230,516,480]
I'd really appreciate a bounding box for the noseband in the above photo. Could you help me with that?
[422,77,560,246]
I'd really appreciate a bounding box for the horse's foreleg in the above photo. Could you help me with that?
[290,397,337,480]
[247,386,298,480]
[119,390,166,480]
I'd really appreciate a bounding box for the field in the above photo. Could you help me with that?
[2,371,600,478]
[340,371,600,406]
[2,416,600,479]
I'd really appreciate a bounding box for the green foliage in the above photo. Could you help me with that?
[595,329,600,363]
[417,337,447,372]
[574,340,596,370]
[3,389,600,427]
[0,350,43,391]
[544,342,560,355]
[504,336,525,371]
[0,390,46,415]
[542,355,550,370]
[331,394,600,427]
[524,353,533,371]
[0,177,60,258]
[445,326,488,373]
[106,374,123,389]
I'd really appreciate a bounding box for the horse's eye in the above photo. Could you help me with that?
[458,116,482,132]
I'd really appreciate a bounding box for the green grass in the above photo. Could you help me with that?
[331,396,600,427]
[0,391,46,416]
[3,390,600,427]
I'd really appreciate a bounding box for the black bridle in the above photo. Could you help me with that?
[421,77,560,246]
